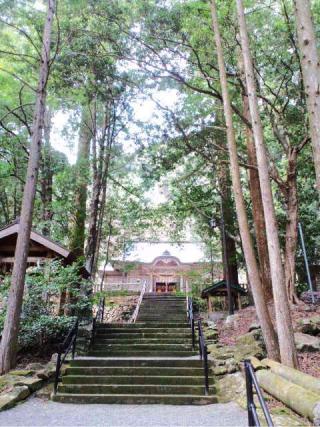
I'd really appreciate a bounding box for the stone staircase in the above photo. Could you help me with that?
[52,294,217,404]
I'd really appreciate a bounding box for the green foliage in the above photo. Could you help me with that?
[0,260,92,352]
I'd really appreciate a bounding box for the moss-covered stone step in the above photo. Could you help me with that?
[58,384,213,396]
[98,333,191,339]
[71,359,203,367]
[62,375,209,385]
[88,350,197,357]
[137,317,187,320]
[66,367,205,376]
[97,323,190,329]
[91,343,193,351]
[52,393,217,405]
[94,338,189,344]
[96,330,190,337]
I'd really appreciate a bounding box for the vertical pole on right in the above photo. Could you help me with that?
[298,222,315,303]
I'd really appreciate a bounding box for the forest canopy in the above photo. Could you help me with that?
[0,0,319,371]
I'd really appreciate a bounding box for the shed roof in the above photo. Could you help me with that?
[201,280,247,298]
[0,220,71,260]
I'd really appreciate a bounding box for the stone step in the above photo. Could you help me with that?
[98,333,191,339]
[87,350,197,357]
[96,322,191,334]
[71,359,203,367]
[137,312,186,316]
[94,338,189,344]
[137,318,187,322]
[97,322,189,328]
[95,328,191,338]
[67,366,205,376]
[52,393,218,405]
[63,375,208,385]
[91,343,193,351]
[58,384,213,396]
[138,307,186,310]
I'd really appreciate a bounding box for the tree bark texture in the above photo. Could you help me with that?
[41,107,53,236]
[85,108,112,276]
[284,148,299,304]
[0,0,55,374]
[238,57,273,302]
[210,0,280,361]
[236,0,297,367]
[294,0,320,196]
[218,160,239,288]
[69,106,92,257]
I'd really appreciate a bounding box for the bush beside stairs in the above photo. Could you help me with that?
[52,294,217,404]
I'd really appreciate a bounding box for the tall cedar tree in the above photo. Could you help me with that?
[236,0,298,367]
[0,0,55,373]
[210,0,280,361]
[294,0,320,197]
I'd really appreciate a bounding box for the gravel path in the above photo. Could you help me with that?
[0,397,247,427]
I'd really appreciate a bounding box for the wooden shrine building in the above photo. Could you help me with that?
[201,280,247,312]
[0,220,75,273]
[99,250,222,294]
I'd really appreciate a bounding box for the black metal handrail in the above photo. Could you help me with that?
[91,296,105,347]
[198,319,209,395]
[187,297,195,349]
[54,318,79,394]
[244,360,274,427]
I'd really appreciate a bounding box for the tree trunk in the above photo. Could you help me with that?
[284,147,299,304]
[0,0,55,374]
[210,0,280,361]
[236,0,297,367]
[218,161,239,288]
[294,0,320,196]
[41,107,53,236]
[85,109,110,275]
[69,106,92,257]
[86,107,113,278]
[238,56,273,302]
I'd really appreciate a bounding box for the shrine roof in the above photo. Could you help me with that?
[201,280,247,298]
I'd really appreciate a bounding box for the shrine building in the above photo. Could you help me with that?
[98,250,222,293]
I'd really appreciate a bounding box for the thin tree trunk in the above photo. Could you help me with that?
[294,0,320,196]
[85,108,110,275]
[218,161,239,288]
[0,0,55,374]
[284,147,299,304]
[210,0,280,361]
[236,0,297,367]
[238,56,273,302]
[41,107,53,236]
[69,106,92,257]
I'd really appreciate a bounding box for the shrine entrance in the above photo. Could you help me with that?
[155,282,178,293]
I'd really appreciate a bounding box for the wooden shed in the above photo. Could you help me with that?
[0,220,74,273]
[201,280,247,312]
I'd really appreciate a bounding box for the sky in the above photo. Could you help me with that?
[50,92,207,263]
[127,243,205,263]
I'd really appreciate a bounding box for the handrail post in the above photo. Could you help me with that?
[204,344,209,395]
[245,360,255,427]
[198,320,203,360]
[54,351,61,394]
[191,318,195,350]
[72,320,78,360]
[102,297,105,321]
